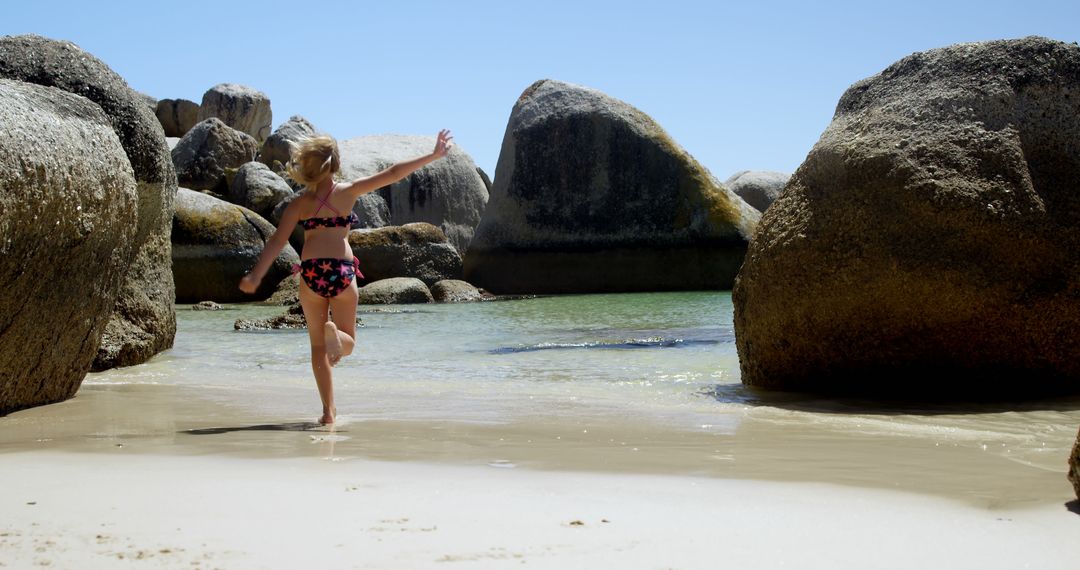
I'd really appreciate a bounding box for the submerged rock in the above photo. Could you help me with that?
[349,223,462,286]
[357,277,434,304]
[734,37,1080,398]
[192,301,225,311]
[464,79,758,294]
[198,83,272,142]
[337,134,489,253]
[0,79,137,413]
[172,188,298,303]
[431,280,488,303]
[0,34,179,372]
[724,170,789,212]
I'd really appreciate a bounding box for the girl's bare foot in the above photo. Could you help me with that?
[319,406,336,425]
[324,322,343,366]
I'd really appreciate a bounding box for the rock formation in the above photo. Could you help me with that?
[172,188,298,303]
[734,37,1080,397]
[228,162,295,221]
[349,223,462,286]
[0,34,178,371]
[198,83,272,142]
[155,98,200,137]
[357,278,434,304]
[0,79,137,412]
[172,118,259,193]
[464,79,758,294]
[337,134,489,253]
[724,170,789,212]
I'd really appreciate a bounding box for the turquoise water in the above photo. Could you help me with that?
[81,291,1080,503]
[91,292,741,428]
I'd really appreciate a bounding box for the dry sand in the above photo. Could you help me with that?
[1,384,1079,569]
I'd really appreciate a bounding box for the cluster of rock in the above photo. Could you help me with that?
[733,36,1080,398]
[0,35,177,413]
[157,90,492,303]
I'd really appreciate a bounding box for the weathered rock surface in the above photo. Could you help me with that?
[228,162,294,220]
[349,223,462,286]
[172,188,298,303]
[155,98,200,137]
[431,280,487,303]
[464,79,758,294]
[0,34,179,372]
[198,83,272,142]
[338,134,489,253]
[357,278,434,304]
[172,118,259,192]
[192,301,226,311]
[259,115,316,172]
[1070,427,1080,500]
[734,37,1080,397]
[724,170,789,212]
[0,79,138,413]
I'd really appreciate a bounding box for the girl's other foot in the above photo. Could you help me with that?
[324,322,343,366]
[319,406,336,425]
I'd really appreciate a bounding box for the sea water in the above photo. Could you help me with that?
[83,292,1080,505]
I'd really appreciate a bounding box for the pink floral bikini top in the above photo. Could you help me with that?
[298,184,359,231]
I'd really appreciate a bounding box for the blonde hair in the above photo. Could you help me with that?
[286,135,340,187]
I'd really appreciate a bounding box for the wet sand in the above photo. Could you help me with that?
[2,383,1079,568]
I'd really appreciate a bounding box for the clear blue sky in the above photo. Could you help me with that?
[4,1,1077,180]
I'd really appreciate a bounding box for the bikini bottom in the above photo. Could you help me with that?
[293,257,363,298]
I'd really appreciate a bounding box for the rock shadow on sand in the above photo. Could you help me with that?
[703,383,1080,416]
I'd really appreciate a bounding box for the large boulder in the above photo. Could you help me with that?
[172,118,259,193]
[464,79,759,294]
[198,83,272,142]
[724,170,790,212]
[155,98,200,137]
[357,278,434,304]
[734,37,1080,397]
[0,34,179,371]
[228,161,294,220]
[172,188,298,302]
[348,223,462,286]
[259,115,316,172]
[0,79,138,413]
[337,134,489,253]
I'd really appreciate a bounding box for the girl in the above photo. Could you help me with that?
[239,130,453,424]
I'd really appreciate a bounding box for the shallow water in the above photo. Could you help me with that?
[18,292,1080,506]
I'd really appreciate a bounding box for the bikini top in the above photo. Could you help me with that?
[298,184,359,231]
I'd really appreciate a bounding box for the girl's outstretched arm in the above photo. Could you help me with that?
[340,130,453,199]
[239,199,303,294]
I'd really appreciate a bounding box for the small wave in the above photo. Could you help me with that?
[490,337,720,354]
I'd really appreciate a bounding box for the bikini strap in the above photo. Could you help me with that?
[311,182,341,217]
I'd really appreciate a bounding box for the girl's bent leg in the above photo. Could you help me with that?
[327,283,359,363]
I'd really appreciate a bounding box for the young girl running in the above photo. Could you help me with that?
[239,130,453,424]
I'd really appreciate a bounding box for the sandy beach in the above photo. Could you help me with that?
[2,383,1079,569]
